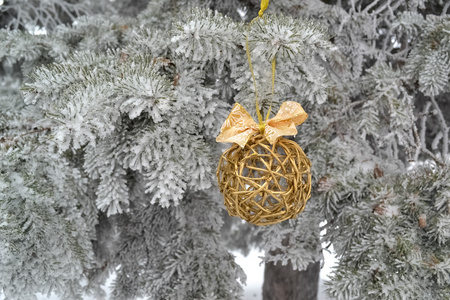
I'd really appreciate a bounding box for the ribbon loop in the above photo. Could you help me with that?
[259,0,269,17]
[216,101,308,148]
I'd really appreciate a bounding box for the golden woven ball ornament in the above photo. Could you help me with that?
[216,102,312,226]
[216,0,311,225]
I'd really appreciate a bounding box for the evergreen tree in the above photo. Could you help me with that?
[1,1,449,300]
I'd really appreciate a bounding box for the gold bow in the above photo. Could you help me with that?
[216,101,308,148]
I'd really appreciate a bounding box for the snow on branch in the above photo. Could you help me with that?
[0,0,89,30]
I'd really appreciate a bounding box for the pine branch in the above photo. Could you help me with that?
[430,96,449,159]
[412,120,444,166]
[419,102,432,150]
[442,2,450,16]
[0,127,51,146]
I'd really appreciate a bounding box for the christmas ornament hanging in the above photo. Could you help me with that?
[215,0,312,226]
[217,103,311,226]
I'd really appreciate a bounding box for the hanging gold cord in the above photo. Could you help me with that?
[245,21,263,129]
[266,57,276,122]
[245,0,275,133]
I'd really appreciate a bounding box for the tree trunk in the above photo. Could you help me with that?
[262,259,320,300]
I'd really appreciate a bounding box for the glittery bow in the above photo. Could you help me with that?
[216,101,308,148]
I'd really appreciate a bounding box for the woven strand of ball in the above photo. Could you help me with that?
[217,134,311,226]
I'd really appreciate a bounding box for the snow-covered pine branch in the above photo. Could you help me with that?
[1,1,449,299]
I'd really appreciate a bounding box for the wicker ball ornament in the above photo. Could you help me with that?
[217,133,311,226]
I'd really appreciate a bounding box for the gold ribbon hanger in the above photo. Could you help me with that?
[246,0,274,131]
[217,0,308,148]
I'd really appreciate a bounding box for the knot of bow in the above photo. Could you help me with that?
[216,101,308,148]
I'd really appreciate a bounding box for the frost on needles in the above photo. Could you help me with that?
[1,1,450,300]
